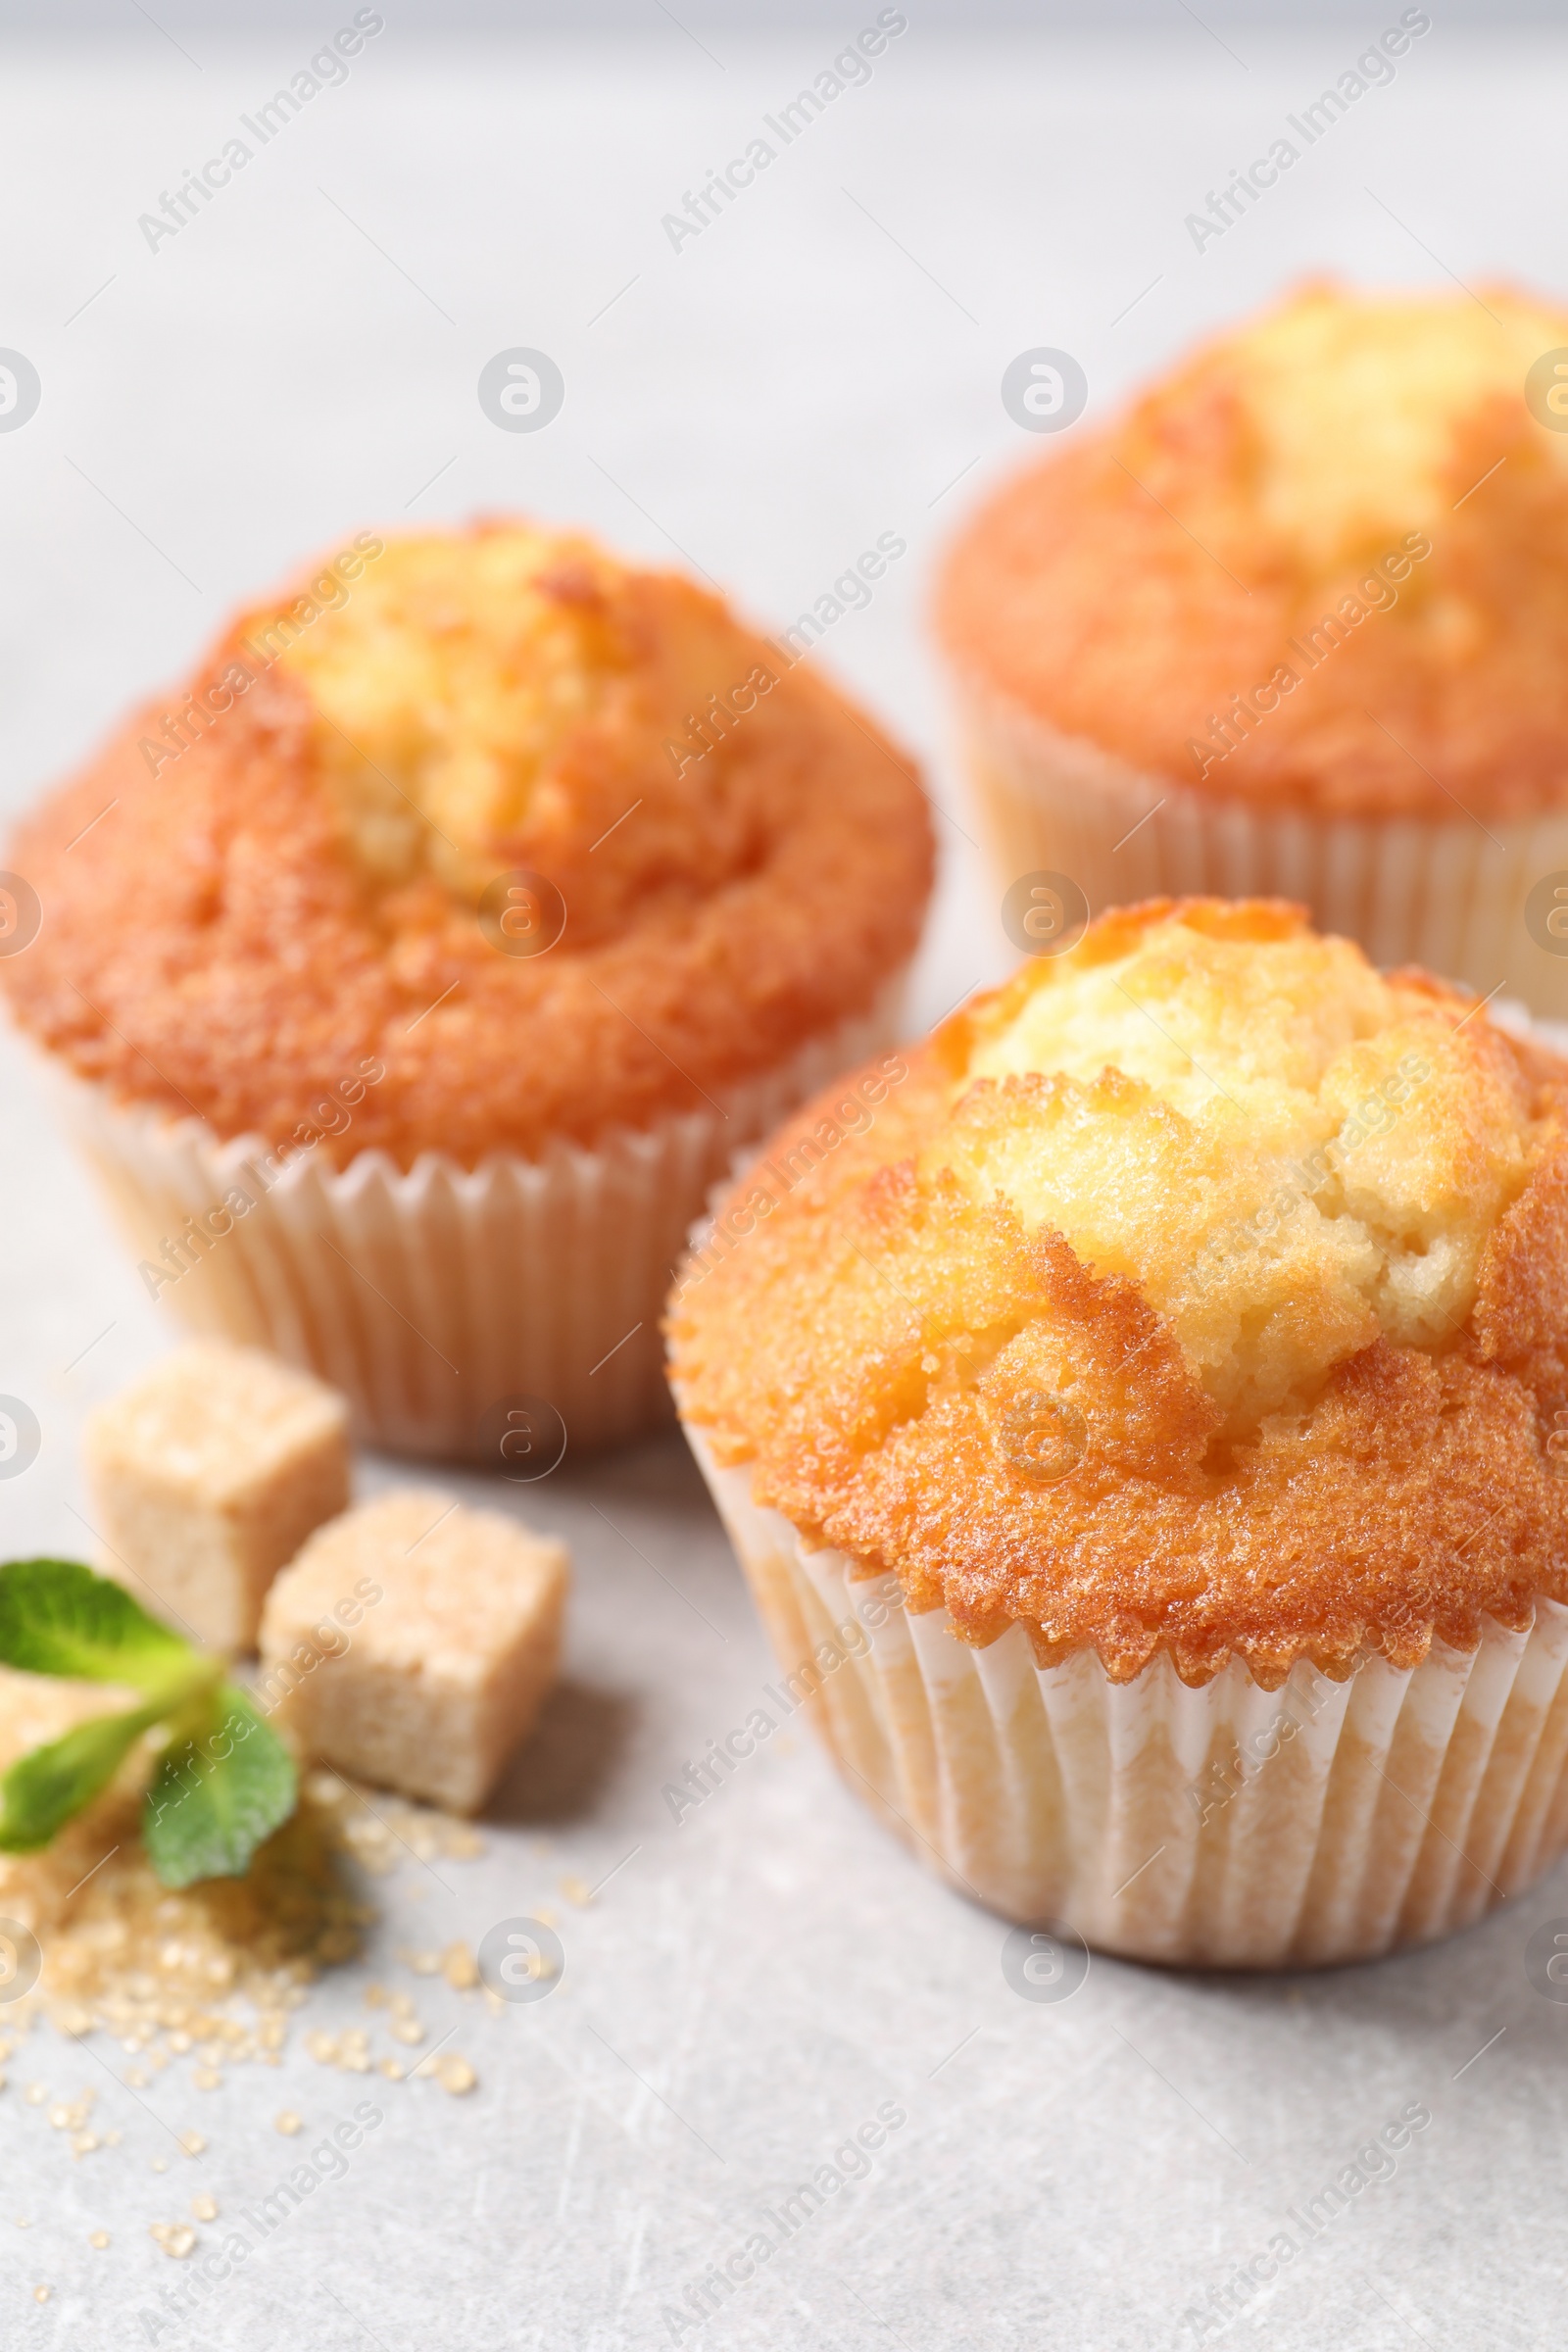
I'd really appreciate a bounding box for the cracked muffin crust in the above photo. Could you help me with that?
[3,520,933,1166]
[938,280,1568,820]
[669,899,1568,1687]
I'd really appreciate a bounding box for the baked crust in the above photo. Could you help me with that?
[668,900,1568,1686]
[937,280,1568,819]
[3,523,932,1164]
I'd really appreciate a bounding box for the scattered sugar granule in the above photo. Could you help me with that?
[441,1942,478,1990]
[32,2286,49,2304]
[90,2231,111,2250]
[151,2158,168,2174]
[151,2223,197,2259]
[377,2058,405,2081]
[305,2032,339,2066]
[414,2051,477,2093]
[391,2018,424,2046]
[24,2084,47,2107]
[191,2194,219,2223]
[275,2112,303,2136]
[178,2131,206,2158]
[560,1877,591,1908]
[192,2069,223,2091]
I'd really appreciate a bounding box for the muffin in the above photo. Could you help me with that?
[668,897,1568,1967]
[938,280,1568,1015]
[4,521,932,1458]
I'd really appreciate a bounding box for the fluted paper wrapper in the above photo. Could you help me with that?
[48,977,906,1462]
[684,1434,1568,1969]
[956,674,1568,1019]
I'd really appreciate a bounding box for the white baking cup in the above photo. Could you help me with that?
[956,674,1568,1018]
[47,975,906,1461]
[684,1434,1568,1968]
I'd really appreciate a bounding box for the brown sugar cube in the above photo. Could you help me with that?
[258,1490,568,1814]
[83,1343,351,1653]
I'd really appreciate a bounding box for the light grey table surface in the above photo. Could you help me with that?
[2,24,1567,2350]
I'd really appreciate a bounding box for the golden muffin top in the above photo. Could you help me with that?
[272,526,637,905]
[938,281,1568,818]
[2,521,932,1163]
[668,900,1568,1686]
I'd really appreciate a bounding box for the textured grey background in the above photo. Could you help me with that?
[2,23,1567,2350]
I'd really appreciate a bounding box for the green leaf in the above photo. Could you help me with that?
[0,1701,164,1852]
[142,1685,298,1888]
[0,1569,299,1886]
[0,1559,199,1692]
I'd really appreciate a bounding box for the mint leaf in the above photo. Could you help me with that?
[0,1560,199,1691]
[0,1563,300,1886]
[142,1686,297,1888]
[0,1701,164,1852]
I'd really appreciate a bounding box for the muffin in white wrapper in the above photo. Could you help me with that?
[937,282,1568,1020]
[2,519,935,1460]
[668,900,1568,1970]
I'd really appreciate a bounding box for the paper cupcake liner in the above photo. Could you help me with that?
[955,674,1568,1018]
[683,1433,1568,1969]
[47,975,906,1462]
